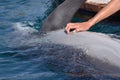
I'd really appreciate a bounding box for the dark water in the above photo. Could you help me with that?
[0,0,120,80]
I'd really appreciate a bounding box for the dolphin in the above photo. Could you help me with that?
[41,0,86,32]
[40,0,120,77]
[43,29,120,76]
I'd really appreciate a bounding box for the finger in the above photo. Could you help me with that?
[65,25,68,31]
[65,25,73,34]
[66,26,75,34]
[65,23,74,30]
[73,28,81,33]
[76,28,80,32]
[66,26,71,34]
[65,25,69,33]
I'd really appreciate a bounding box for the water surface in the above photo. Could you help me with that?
[0,0,120,80]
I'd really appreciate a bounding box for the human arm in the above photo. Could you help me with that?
[65,0,120,34]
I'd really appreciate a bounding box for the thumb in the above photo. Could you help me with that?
[72,29,78,33]
[74,28,80,32]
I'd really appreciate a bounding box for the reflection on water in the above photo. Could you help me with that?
[0,0,120,80]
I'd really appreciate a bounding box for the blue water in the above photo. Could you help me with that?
[0,0,120,80]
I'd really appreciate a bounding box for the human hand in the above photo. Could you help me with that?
[65,21,92,34]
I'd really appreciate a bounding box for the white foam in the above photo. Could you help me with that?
[5,22,41,48]
[12,22,38,34]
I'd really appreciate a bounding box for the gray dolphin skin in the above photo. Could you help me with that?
[41,0,86,32]
[44,29,120,76]
[41,0,120,77]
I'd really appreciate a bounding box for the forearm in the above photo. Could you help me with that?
[88,0,120,26]
[65,0,120,33]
